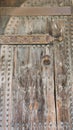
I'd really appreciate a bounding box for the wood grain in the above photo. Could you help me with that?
[0,7,72,16]
[11,45,56,129]
[54,43,70,129]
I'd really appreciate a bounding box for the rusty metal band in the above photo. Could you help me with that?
[0,34,54,45]
[0,6,72,16]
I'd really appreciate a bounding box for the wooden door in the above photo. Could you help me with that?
[0,45,57,130]
[0,17,72,130]
[0,1,73,130]
[0,43,71,130]
[12,45,56,130]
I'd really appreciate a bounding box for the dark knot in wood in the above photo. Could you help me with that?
[42,55,50,66]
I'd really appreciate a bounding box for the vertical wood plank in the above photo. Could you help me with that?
[54,43,70,130]
[65,16,73,130]
[0,45,13,130]
[70,16,73,129]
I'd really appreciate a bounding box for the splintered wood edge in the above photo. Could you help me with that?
[0,7,72,16]
[0,34,54,45]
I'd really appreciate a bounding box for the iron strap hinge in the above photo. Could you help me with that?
[0,34,55,45]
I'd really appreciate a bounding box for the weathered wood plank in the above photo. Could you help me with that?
[0,45,13,129]
[0,7,72,16]
[54,43,70,130]
[70,16,73,129]
[64,16,73,130]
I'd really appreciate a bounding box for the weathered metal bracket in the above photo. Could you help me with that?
[0,34,54,45]
[0,6,72,16]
